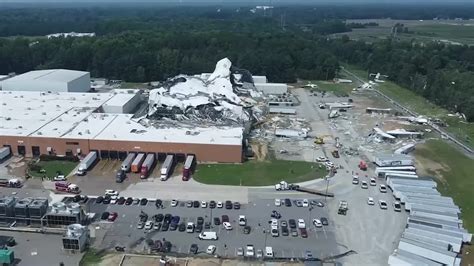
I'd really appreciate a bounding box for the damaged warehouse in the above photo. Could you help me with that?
[0,58,287,163]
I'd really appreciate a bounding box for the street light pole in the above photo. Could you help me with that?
[325,177,329,203]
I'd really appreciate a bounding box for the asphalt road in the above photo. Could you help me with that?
[85,198,337,260]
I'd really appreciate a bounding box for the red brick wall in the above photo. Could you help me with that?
[0,136,242,163]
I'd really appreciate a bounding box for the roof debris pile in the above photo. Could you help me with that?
[147,58,264,127]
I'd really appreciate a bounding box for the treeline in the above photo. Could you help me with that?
[0,31,338,83]
[329,38,474,121]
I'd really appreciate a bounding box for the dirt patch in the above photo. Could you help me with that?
[414,145,451,184]
[250,142,268,161]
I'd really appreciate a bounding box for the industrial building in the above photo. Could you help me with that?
[44,202,84,226]
[254,83,288,95]
[1,69,91,93]
[62,224,90,252]
[0,90,243,162]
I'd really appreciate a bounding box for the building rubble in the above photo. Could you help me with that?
[145,58,265,127]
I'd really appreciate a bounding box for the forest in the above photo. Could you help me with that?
[0,5,473,120]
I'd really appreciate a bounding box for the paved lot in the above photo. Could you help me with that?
[0,231,82,266]
[85,198,337,260]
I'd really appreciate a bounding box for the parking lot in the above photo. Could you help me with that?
[84,197,337,260]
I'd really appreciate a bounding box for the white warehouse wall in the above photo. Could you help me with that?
[2,80,67,92]
[255,83,288,95]
[67,73,91,92]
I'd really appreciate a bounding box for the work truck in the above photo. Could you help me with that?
[140,153,156,179]
[0,178,21,188]
[275,181,334,197]
[182,155,195,181]
[55,181,80,194]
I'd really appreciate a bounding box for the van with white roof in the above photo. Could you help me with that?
[265,246,274,257]
[198,232,218,240]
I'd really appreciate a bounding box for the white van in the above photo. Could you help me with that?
[265,246,273,257]
[198,232,218,240]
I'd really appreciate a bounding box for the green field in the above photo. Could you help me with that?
[332,19,474,46]
[79,249,104,266]
[312,81,353,97]
[194,160,327,186]
[415,140,474,263]
[343,64,474,148]
[30,160,78,178]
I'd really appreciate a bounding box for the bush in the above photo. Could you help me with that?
[39,154,79,162]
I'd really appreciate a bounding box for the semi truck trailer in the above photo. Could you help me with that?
[131,153,145,173]
[140,153,156,179]
[121,153,136,172]
[160,154,174,181]
[76,151,97,176]
[0,147,11,162]
[182,155,195,181]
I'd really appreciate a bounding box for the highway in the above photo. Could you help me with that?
[340,67,474,156]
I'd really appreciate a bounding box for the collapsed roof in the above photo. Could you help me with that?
[147,58,263,127]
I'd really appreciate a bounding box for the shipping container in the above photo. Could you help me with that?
[121,153,136,172]
[140,153,156,179]
[131,153,145,173]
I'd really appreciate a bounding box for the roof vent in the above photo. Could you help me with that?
[37,132,42,135]
[2,103,6,106]
[85,129,91,134]
[18,126,23,129]
[5,117,11,120]
[42,112,46,115]
[58,118,62,122]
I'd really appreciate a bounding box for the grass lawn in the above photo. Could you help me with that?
[414,140,474,263]
[31,160,78,178]
[79,249,104,266]
[194,160,327,186]
[406,24,474,46]
[312,81,353,97]
[342,64,474,148]
[120,82,146,88]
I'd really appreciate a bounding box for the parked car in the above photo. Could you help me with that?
[193,201,200,208]
[171,216,180,224]
[379,184,387,193]
[140,198,148,205]
[96,196,104,204]
[105,190,119,196]
[302,199,309,207]
[209,200,216,208]
[221,215,229,223]
[170,223,178,231]
[300,228,308,238]
[195,224,203,233]
[352,177,359,185]
[243,226,251,234]
[132,198,139,205]
[225,200,233,209]
[284,198,292,207]
[117,197,126,205]
[312,219,322,228]
[217,201,223,208]
[189,244,198,254]
[161,222,169,231]
[237,247,244,256]
[178,222,186,232]
[298,219,306,229]
[361,181,368,189]
[108,212,118,222]
[201,201,207,208]
[155,199,162,208]
[288,219,297,229]
[393,201,402,212]
[170,199,178,207]
[164,214,172,223]
[186,200,193,208]
[137,221,145,229]
[271,210,281,219]
[101,212,109,220]
[155,214,164,223]
[206,245,216,255]
[291,228,298,237]
[197,217,204,225]
[379,200,388,209]
[233,202,240,209]
[282,227,289,236]
[223,222,233,230]
[367,197,375,205]
[145,221,154,230]
[246,245,255,257]
[370,178,377,186]
[125,197,133,205]
[153,222,161,231]
[320,217,329,226]
[275,198,281,206]
[214,217,221,225]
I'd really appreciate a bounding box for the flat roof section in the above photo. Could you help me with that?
[0,91,117,137]
[93,115,243,146]
[5,69,88,83]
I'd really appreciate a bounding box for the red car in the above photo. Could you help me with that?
[299,228,308,238]
[108,212,118,222]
